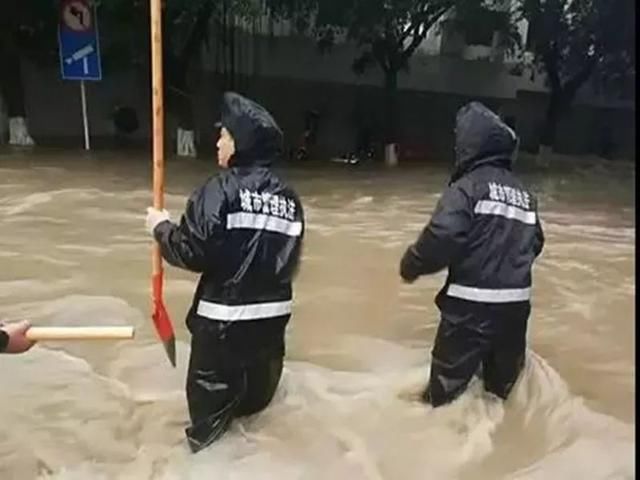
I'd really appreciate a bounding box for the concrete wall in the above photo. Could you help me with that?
[190,72,635,162]
[189,70,511,161]
[19,61,152,147]
[207,23,634,107]
[515,90,636,160]
[15,51,635,161]
[204,32,548,99]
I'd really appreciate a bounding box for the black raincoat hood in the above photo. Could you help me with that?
[219,92,283,167]
[450,102,518,184]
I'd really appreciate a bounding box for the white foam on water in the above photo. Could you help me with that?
[17,345,631,480]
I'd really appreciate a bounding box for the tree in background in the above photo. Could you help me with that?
[274,0,457,163]
[0,1,57,146]
[0,0,153,147]
[0,0,260,155]
[270,0,513,163]
[5,0,632,156]
[518,0,635,149]
[104,0,232,157]
[450,1,521,59]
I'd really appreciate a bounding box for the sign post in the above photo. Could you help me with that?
[80,80,90,150]
[57,0,102,150]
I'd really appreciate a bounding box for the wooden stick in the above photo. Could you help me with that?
[26,326,135,341]
[150,0,176,367]
[151,0,165,272]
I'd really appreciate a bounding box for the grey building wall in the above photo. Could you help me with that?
[19,61,151,147]
[13,30,635,161]
[204,31,547,99]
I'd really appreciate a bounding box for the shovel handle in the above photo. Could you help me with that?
[26,326,135,341]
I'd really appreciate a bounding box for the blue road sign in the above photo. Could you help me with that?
[58,0,102,81]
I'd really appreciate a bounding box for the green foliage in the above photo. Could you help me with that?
[519,0,635,98]
[324,0,455,74]
[0,0,58,64]
[452,1,521,53]
[269,0,462,75]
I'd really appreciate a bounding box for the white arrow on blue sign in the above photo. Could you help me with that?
[58,0,102,81]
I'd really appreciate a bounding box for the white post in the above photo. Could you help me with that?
[80,80,90,150]
[385,143,398,167]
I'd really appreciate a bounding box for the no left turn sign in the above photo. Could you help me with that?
[62,0,92,32]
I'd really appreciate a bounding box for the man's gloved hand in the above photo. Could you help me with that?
[146,207,171,235]
[1,320,36,354]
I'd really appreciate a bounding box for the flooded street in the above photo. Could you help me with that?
[0,149,634,479]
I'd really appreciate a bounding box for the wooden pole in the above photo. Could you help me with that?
[27,326,135,341]
[151,0,164,216]
[150,0,176,367]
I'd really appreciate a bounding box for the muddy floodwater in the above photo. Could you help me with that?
[0,149,634,479]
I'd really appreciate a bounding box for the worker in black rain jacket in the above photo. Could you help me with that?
[400,101,544,407]
[145,92,305,453]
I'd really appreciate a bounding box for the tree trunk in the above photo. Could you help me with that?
[229,17,236,90]
[221,0,229,90]
[383,70,398,166]
[540,56,596,153]
[0,49,34,146]
[540,89,560,148]
[384,70,397,144]
[167,1,214,158]
[166,53,196,157]
[173,88,196,157]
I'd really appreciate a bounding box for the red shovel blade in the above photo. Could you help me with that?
[152,272,176,367]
